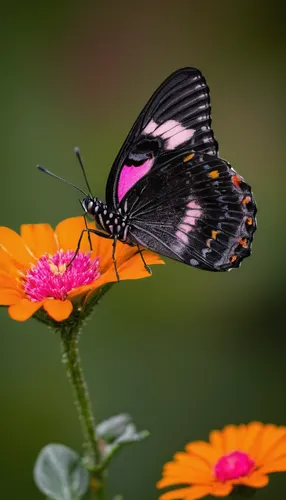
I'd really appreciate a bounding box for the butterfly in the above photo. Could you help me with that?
[39,67,257,276]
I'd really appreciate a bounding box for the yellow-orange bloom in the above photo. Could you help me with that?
[157,422,286,499]
[0,216,164,322]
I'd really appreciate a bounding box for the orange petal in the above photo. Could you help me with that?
[256,426,286,463]
[0,227,35,266]
[43,299,73,322]
[158,487,192,500]
[20,223,58,258]
[260,437,286,464]
[68,283,98,300]
[222,425,239,453]
[8,299,43,321]
[55,217,91,253]
[185,441,220,465]
[0,271,19,289]
[243,422,263,457]
[240,471,269,488]
[159,486,212,500]
[211,483,233,496]
[185,485,213,499]
[157,476,193,488]
[159,464,211,485]
[90,231,115,273]
[209,430,224,456]
[0,247,23,278]
[71,248,163,301]
[236,424,248,450]
[0,290,22,305]
[174,453,212,475]
[260,457,286,474]
[92,237,163,274]
[119,248,164,273]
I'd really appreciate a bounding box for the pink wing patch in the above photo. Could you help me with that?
[118,158,154,202]
[143,119,195,150]
[175,201,202,242]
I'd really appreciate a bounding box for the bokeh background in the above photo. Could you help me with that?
[1,1,286,498]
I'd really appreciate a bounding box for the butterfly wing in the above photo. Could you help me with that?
[120,152,257,271]
[106,67,218,208]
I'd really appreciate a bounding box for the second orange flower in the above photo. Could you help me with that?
[157,422,286,499]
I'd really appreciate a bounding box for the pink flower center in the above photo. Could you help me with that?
[24,250,100,301]
[214,451,255,482]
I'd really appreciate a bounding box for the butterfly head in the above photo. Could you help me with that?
[81,196,105,216]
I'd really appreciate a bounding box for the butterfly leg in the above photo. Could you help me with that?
[137,244,152,275]
[112,237,120,282]
[78,199,93,251]
[68,228,111,268]
[83,214,93,251]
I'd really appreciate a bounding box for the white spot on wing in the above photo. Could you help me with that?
[151,120,178,137]
[143,120,158,134]
[166,129,195,149]
[175,230,189,244]
[142,119,195,150]
[179,223,192,233]
[190,258,199,266]
[173,200,202,253]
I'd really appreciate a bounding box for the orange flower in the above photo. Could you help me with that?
[0,216,164,323]
[157,422,286,499]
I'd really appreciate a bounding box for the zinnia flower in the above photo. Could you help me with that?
[0,216,163,322]
[157,422,286,499]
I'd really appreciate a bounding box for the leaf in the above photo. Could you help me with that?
[96,414,132,443]
[101,423,150,466]
[95,414,150,469]
[114,423,149,444]
[34,443,89,500]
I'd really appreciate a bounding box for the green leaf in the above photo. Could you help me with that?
[114,423,150,444]
[96,414,132,443]
[99,420,149,468]
[34,443,89,500]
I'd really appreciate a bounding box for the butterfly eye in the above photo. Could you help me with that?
[87,201,94,212]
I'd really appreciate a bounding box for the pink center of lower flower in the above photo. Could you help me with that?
[24,250,100,301]
[214,451,255,482]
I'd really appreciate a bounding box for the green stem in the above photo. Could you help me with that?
[60,325,106,498]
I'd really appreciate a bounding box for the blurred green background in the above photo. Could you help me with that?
[1,1,286,498]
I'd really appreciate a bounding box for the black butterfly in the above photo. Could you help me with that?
[39,68,257,276]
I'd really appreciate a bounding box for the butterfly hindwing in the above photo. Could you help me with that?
[106,68,218,207]
[120,152,256,271]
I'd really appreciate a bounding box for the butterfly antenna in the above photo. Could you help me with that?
[74,147,94,196]
[36,165,88,197]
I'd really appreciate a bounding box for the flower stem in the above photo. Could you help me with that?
[60,324,106,498]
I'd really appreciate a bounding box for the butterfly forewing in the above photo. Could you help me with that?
[106,68,218,208]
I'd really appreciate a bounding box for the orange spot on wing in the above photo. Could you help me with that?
[206,230,221,248]
[238,237,248,248]
[232,174,242,188]
[242,196,252,205]
[209,170,219,179]
[230,255,238,263]
[183,153,195,163]
[247,217,253,225]
[211,230,220,240]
